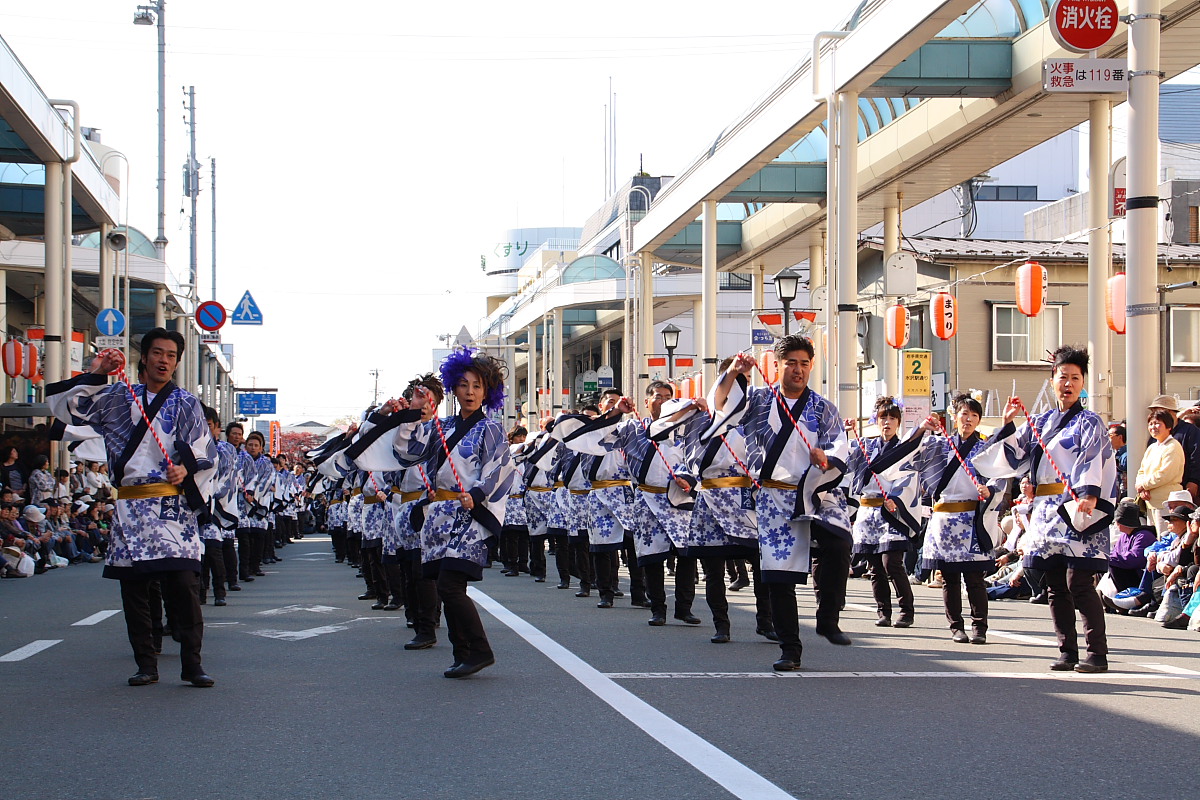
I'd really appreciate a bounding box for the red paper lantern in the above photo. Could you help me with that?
[760,350,778,384]
[21,343,39,380]
[930,292,957,340]
[2,340,24,378]
[884,304,910,349]
[1016,260,1048,317]
[1106,272,1126,335]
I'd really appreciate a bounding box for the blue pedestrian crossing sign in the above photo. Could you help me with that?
[95,307,126,336]
[231,291,263,325]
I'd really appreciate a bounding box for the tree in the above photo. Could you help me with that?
[280,431,324,462]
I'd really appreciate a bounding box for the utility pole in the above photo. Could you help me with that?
[210,156,217,301]
[183,85,200,394]
[369,369,380,406]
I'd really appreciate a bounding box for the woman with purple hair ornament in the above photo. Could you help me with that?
[386,348,515,679]
[844,396,920,628]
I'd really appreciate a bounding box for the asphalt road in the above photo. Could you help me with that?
[3,536,1198,800]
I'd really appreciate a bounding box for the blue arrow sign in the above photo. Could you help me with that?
[230,291,263,325]
[96,307,126,337]
[237,392,277,415]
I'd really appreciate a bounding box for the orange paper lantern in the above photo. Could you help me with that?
[884,304,910,349]
[930,292,957,340]
[1016,260,1048,317]
[2,340,24,378]
[759,350,779,385]
[1106,272,1126,335]
[21,342,39,380]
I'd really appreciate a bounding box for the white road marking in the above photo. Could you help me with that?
[206,622,241,626]
[246,625,349,641]
[0,640,63,662]
[811,603,1060,646]
[71,610,121,626]
[604,670,1200,682]
[257,604,341,616]
[470,587,798,800]
[1141,663,1200,676]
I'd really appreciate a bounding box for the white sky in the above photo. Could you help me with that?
[1,0,853,422]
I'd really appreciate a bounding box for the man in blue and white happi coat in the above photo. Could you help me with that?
[198,404,238,607]
[500,429,531,578]
[522,425,563,584]
[554,388,647,609]
[236,430,274,582]
[661,391,774,644]
[571,381,699,627]
[46,329,216,688]
[343,373,447,651]
[708,337,853,671]
[972,346,1117,673]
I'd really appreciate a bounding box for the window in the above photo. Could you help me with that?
[975,185,1038,202]
[719,273,752,291]
[992,304,1062,366]
[1171,306,1200,366]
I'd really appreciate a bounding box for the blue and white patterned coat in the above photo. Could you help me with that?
[911,431,1005,571]
[394,411,515,580]
[556,416,637,552]
[46,374,216,578]
[972,404,1116,571]
[613,417,692,564]
[201,440,240,542]
[705,375,848,582]
[237,450,274,529]
[847,434,922,555]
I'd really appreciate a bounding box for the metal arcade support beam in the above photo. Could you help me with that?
[836,89,861,418]
[1124,0,1162,484]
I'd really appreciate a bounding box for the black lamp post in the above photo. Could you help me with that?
[661,323,681,379]
[774,266,800,336]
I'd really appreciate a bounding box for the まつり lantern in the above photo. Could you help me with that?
[1016,260,1048,317]
[2,340,24,378]
[24,342,40,381]
[930,292,957,340]
[884,304,910,349]
[1106,272,1126,335]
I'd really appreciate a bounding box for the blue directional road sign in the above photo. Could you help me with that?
[237,392,277,415]
[231,291,263,325]
[96,307,126,336]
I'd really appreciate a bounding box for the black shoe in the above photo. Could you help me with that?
[875,617,892,627]
[970,633,987,645]
[371,601,385,610]
[613,591,625,597]
[383,602,400,611]
[772,657,800,672]
[241,576,255,582]
[127,671,158,686]
[631,599,652,608]
[674,613,702,625]
[183,672,215,688]
[1050,653,1079,671]
[199,597,207,605]
[648,615,666,626]
[444,657,495,679]
[503,570,520,577]
[894,615,914,628]
[729,577,750,591]
[597,599,613,609]
[711,632,731,644]
[818,629,852,646]
[534,576,546,583]
[1074,655,1108,673]
[406,621,415,629]
[1028,592,1049,605]
[214,598,227,607]
[228,584,241,591]
[952,629,970,643]
[1163,616,1190,629]
[358,592,377,600]
[575,590,591,597]
[557,581,570,589]
[253,571,266,577]
[404,634,436,650]
[756,627,781,642]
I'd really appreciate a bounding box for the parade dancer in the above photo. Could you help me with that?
[708,337,853,671]
[198,405,237,607]
[911,394,1007,644]
[972,346,1117,672]
[500,426,530,578]
[391,349,515,678]
[236,430,274,582]
[845,397,922,628]
[46,330,216,687]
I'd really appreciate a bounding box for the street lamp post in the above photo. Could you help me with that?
[133,1,167,260]
[774,266,800,336]
[661,323,681,379]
